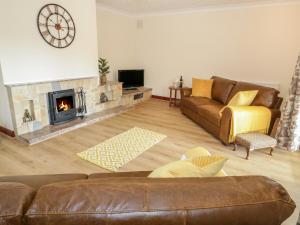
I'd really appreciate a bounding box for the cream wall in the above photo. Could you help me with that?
[0,0,98,130]
[97,8,138,81]
[97,3,300,99]
[135,4,300,98]
[0,0,98,85]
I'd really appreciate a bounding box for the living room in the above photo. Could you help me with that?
[0,0,300,224]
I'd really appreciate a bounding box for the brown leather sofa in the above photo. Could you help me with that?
[180,76,283,145]
[0,172,295,225]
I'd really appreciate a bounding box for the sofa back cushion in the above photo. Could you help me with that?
[0,182,35,225]
[211,76,237,104]
[0,173,88,190]
[25,176,295,225]
[227,82,279,108]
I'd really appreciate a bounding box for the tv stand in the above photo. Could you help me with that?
[123,87,138,91]
[122,87,152,106]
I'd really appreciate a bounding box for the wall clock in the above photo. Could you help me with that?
[37,4,76,48]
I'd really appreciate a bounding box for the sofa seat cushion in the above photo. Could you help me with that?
[197,104,223,127]
[181,97,222,112]
[227,82,279,108]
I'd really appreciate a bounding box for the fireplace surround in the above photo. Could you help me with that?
[5,77,151,142]
[48,89,77,125]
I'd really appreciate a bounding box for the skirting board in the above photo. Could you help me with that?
[0,126,15,137]
[152,95,169,101]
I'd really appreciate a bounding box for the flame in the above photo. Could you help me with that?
[58,101,71,111]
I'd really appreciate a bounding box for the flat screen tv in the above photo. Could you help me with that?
[118,70,144,89]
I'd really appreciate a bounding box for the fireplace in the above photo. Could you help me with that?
[48,89,77,125]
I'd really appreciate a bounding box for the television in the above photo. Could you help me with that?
[118,70,144,89]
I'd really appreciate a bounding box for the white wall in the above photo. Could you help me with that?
[97,3,300,99]
[97,8,138,80]
[0,0,98,130]
[135,4,300,98]
[0,0,98,85]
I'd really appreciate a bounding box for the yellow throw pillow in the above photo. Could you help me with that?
[148,160,201,178]
[192,78,213,98]
[219,90,258,115]
[148,156,228,178]
[228,90,258,106]
[181,146,210,160]
[190,156,228,177]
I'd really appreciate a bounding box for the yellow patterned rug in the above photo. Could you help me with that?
[77,127,167,172]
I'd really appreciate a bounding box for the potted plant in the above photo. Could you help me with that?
[98,58,110,85]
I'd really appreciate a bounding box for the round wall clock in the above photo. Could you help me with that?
[37,4,76,48]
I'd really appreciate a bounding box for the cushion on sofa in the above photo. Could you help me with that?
[211,76,237,104]
[181,147,227,176]
[192,78,213,98]
[148,160,204,178]
[227,90,258,106]
[181,97,222,111]
[226,82,279,108]
[0,182,35,225]
[148,156,227,178]
[197,104,223,126]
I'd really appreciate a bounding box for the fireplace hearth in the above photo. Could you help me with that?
[48,89,77,125]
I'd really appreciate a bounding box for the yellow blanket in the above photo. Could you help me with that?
[227,106,272,143]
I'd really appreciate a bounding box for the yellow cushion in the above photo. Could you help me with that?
[181,146,210,159]
[220,90,258,115]
[228,90,258,106]
[192,78,213,98]
[148,156,228,178]
[148,160,201,178]
[190,156,228,177]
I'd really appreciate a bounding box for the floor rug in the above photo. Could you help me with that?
[77,127,167,171]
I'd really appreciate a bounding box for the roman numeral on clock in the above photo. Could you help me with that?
[46,6,52,14]
[40,13,47,19]
[50,37,55,45]
[42,31,49,37]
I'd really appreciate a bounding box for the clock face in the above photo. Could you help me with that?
[37,4,76,48]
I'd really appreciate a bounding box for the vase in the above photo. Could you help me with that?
[100,75,107,85]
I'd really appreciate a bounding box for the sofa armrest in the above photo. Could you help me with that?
[269,108,281,136]
[180,87,192,99]
[274,97,283,109]
[219,107,281,145]
[219,107,232,145]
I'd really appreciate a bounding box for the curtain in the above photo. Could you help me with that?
[277,54,300,152]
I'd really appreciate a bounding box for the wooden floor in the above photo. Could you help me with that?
[0,99,299,224]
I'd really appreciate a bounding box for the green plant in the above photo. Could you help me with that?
[98,58,110,76]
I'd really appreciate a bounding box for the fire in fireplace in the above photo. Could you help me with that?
[48,89,77,125]
[56,96,74,112]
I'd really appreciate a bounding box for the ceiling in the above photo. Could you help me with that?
[96,0,297,15]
